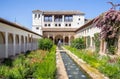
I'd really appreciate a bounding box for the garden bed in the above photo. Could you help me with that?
[64,46,120,79]
[0,46,56,79]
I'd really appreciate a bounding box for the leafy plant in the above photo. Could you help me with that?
[64,46,120,79]
[71,37,86,49]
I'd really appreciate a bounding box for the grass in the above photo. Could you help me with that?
[64,46,120,79]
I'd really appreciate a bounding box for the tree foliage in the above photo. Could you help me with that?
[71,37,86,49]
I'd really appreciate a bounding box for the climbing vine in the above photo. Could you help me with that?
[86,36,90,48]
[94,33,100,53]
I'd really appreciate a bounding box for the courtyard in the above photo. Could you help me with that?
[0,0,120,79]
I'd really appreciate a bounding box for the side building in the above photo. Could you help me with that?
[32,10,85,45]
[75,19,100,51]
[0,18,42,59]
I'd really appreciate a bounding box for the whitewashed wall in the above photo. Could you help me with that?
[0,22,42,59]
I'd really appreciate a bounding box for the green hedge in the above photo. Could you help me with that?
[38,38,53,51]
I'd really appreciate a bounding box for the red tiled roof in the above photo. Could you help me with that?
[76,19,94,32]
[32,10,85,15]
[0,18,42,37]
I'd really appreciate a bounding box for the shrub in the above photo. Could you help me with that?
[38,38,53,51]
[94,33,100,53]
[71,37,86,49]
[33,45,56,79]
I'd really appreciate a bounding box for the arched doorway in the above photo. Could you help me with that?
[0,32,5,58]
[49,36,53,41]
[21,36,24,52]
[15,35,19,54]
[65,36,69,45]
[8,33,13,56]
[55,35,63,45]
[25,36,27,51]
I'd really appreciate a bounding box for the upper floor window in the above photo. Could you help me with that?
[78,18,81,21]
[69,24,71,26]
[38,14,40,19]
[54,15,62,22]
[48,24,51,27]
[36,27,39,30]
[55,24,57,26]
[65,24,68,27]
[44,15,52,22]
[64,15,73,22]
[44,24,47,27]
[34,14,37,19]
[59,24,61,27]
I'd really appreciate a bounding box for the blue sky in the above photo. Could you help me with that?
[0,0,120,29]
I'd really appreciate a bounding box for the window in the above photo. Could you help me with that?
[35,14,37,19]
[55,24,57,26]
[48,24,50,26]
[78,18,80,21]
[44,24,47,27]
[65,24,68,26]
[77,23,79,25]
[69,24,71,26]
[38,14,40,18]
[54,15,62,22]
[44,15,52,22]
[36,27,39,29]
[59,24,61,27]
[64,15,73,22]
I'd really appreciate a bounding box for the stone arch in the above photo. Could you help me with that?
[49,36,53,41]
[55,35,63,45]
[8,33,14,56]
[0,32,5,44]
[16,35,19,44]
[25,36,28,51]
[0,32,5,58]
[21,35,24,52]
[8,33,13,44]
[15,35,19,54]
[65,36,69,45]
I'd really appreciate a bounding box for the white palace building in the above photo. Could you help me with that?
[0,10,100,59]
[32,10,85,45]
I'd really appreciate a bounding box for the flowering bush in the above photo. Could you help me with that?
[93,9,120,39]
[93,9,120,54]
